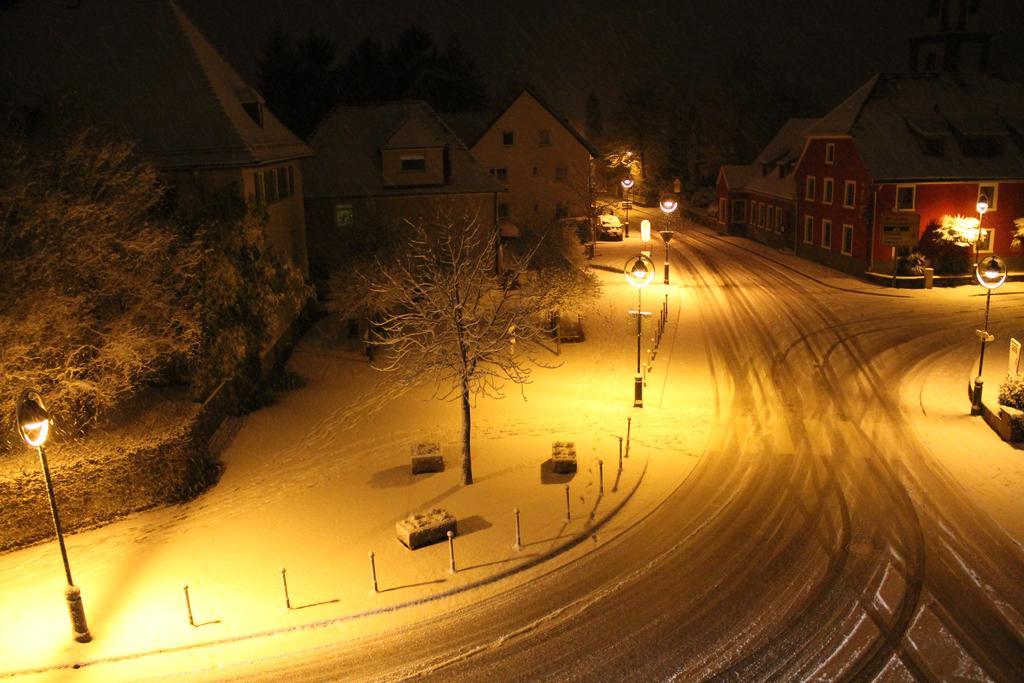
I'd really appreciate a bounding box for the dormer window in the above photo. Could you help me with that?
[237,87,265,127]
[400,154,426,172]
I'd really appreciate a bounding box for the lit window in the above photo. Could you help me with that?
[825,143,835,164]
[841,224,853,256]
[896,185,916,211]
[538,129,551,146]
[805,176,816,201]
[978,183,998,211]
[334,203,353,229]
[821,219,832,249]
[502,131,515,146]
[843,180,856,208]
[400,155,426,172]
[823,178,834,204]
[803,215,814,244]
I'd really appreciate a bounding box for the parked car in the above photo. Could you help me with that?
[596,214,624,241]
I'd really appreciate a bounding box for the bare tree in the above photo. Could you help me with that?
[367,212,570,485]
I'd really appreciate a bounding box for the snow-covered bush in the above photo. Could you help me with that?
[998,375,1024,410]
[1011,217,1024,251]
[896,252,929,276]
[917,221,970,275]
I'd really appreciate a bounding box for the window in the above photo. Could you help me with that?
[502,131,515,146]
[719,199,727,224]
[977,228,994,253]
[825,143,835,164]
[277,167,289,196]
[758,202,765,227]
[843,180,856,208]
[554,165,568,183]
[823,178,834,204]
[254,171,264,203]
[841,224,853,256]
[490,168,508,182]
[538,129,551,146]
[978,183,999,211]
[821,219,832,249]
[400,155,426,172]
[333,203,353,229]
[803,215,814,244]
[288,166,295,196]
[266,170,278,203]
[775,206,783,234]
[531,166,538,177]
[497,202,509,218]
[805,175,816,201]
[731,199,746,223]
[896,184,916,211]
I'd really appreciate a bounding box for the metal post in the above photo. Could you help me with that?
[36,444,90,643]
[513,508,522,550]
[972,287,994,415]
[626,417,631,458]
[280,567,291,610]
[564,484,571,521]
[369,552,378,593]
[617,436,623,470]
[447,530,456,574]
[183,584,196,627]
[664,243,670,284]
[598,459,604,494]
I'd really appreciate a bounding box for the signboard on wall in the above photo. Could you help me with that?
[880,213,919,247]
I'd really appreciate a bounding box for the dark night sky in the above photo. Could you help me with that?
[179,0,1023,122]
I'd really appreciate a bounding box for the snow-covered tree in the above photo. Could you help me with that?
[935,214,983,248]
[365,212,585,485]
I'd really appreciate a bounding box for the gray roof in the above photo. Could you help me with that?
[811,72,1024,182]
[719,165,754,190]
[304,101,504,199]
[743,118,819,199]
[0,0,311,170]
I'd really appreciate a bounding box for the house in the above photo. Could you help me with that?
[716,119,818,250]
[0,0,314,275]
[445,88,600,230]
[302,101,505,288]
[718,72,1024,276]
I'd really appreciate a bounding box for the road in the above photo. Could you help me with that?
[202,222,1024,681]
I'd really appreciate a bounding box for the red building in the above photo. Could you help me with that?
[719,72,1024,277]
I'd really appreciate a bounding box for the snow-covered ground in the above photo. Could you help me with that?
[0,236,714,681]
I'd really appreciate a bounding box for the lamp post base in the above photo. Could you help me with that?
[664,264,670,285]
[971,376,984,416]
[633,375,643,408]
[65,584,91,643]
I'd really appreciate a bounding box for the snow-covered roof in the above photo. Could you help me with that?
[304,101,504,199]
[719,165,754,190]
[0,0,312,170]
[743,118,819,200]
[811,72,1024,182]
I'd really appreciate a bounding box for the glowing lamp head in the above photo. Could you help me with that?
[976,255,1006,290]
[624,255,656,289]
[977,196,989,215]
[16,390,50,448]
[620,177,635,190]
[659,195,679,214]
[640,219,651,243]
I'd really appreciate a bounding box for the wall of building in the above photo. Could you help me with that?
[794,138,874,274]
[242,162,309,276]
[471,93,592,229]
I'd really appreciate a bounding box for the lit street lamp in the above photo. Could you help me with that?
[625,255,655,407]
[658,195,678,285]
[621,177,634,238]
[971,255,1006,415]
[16,389,91,643]
[974,195,989,268]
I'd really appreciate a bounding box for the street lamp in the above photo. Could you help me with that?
[659,195,679,284]
[16,389,91,643]
[974,195,989,268]
[624,255,655,408]
[971,254,1006,415]
[621,177,634,238]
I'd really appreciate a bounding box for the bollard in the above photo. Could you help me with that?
[280,567,291,610]
[513,507,522,550]
[564,484,571,521]
[598,459,604,494]
[183,583,196,627]
[369,552,378,593]
[617,436,623,470]
[447,530,456,574]
[626,417,632,458]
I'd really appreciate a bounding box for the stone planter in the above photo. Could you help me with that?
[396,508,457,549]
[995,404,1024,443]
[411,442,444,474]
[551,441,577,474]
